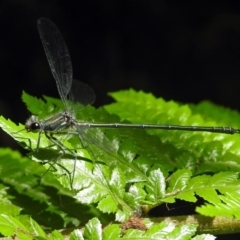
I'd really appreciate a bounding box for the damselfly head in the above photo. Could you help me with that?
[25,115,41,132]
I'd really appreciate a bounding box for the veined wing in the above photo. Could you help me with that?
[37,18,72,110]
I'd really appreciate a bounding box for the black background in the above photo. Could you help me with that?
[1,1,240,149]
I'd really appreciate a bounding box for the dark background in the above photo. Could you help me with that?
[1,1,240,150]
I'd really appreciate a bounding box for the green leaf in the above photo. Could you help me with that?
[0,214,31,239]
[145,168,166,202]
[163,169,193,203]
[162,172,240,219]
[196,190,240,218]
[103,224,121,240]
[70,229,84,240]
[74,162,132,221]
[105,90,240,171]
[22,91,63,118]
[48,230,64,240]
[0,148,105,229]
[128,182,147,203]
[167,169,192,192]
[0,200,20,216]
[84,218,102,240]
[189,100,240,127]
[29,217,47,238]
[0,115,49,150]
[119,220,197,240]
[144,221,196,240]
[192,234,216,240]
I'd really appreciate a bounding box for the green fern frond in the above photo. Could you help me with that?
[1,89,240,237]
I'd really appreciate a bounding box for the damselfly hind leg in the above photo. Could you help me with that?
[42,132,78,190]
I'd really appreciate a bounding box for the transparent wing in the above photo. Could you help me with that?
[69,80,96,106]
[37,18,72,109]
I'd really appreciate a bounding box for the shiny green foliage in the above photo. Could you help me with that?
[1,89,240,238]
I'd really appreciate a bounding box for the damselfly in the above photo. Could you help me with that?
[25,18,240,187]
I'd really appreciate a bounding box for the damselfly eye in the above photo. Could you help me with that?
[30,122,40,130]
[25,115,40,132]
[25,122,40,132]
